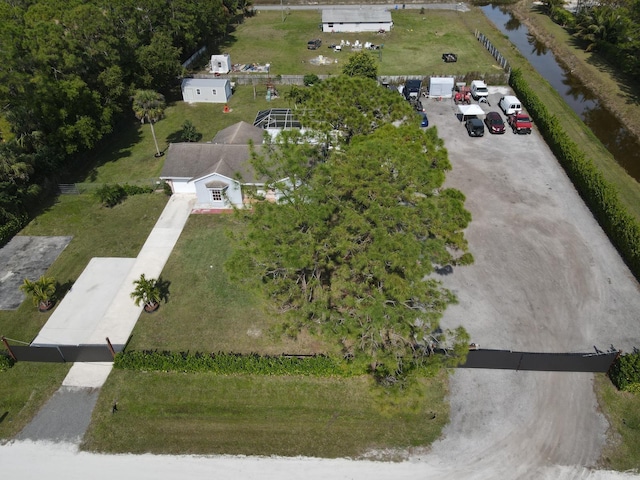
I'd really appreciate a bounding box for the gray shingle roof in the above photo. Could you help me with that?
[159,142,263,183]
[212,121,266,145]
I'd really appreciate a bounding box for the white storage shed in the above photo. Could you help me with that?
[181,78,232,104]
[210,54,231,74]
[321,9,393,33]
[428,77,455,99]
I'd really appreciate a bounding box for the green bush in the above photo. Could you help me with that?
[0,352,15,372]
[96,183,154,207]
[96,184,127,207]
[121,184,154,195]
[550,7,575,28]
[609,351,640,392]
[0,213,28,247]
[303,74,320,86]
[510,69,640,279]
[114,350,360,376]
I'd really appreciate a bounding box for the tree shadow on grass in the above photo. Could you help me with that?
[157,276,171,304]
[60,117,142,184]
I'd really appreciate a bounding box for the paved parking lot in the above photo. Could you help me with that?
[424,86,640,474]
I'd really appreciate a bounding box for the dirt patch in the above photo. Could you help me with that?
[0,236,72,310]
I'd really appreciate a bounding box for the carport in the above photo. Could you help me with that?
[457,104,485,121]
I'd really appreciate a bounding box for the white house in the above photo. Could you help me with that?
[321,9,393,33]
[210,54,231,74]
[181,78,232,104]
[160,122,285,209]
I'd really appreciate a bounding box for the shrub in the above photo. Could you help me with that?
[609,351,640,392]
[96,184,127,207]
[180,120,201,142]
[96,183,154,207]
[303,74,320,86]
[0,213,28,248]
[0,352,15,372]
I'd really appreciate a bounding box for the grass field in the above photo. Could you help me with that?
[82,371,449,457]
[126,214,333,355]
[595,374,640,470]
[218,10,500,77]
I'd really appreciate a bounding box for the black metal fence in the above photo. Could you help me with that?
[5,344,116,363]
[461,349,618,372]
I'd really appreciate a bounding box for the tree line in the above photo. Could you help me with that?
[544,0,640,79]
[0,0,246,242]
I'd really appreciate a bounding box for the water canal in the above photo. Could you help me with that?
[481,5,640,182]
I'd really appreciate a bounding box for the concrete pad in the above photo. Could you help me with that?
[63,362,114,388]
[0,236,72,310]
[31,258,136,346]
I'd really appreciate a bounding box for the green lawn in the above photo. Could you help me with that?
[76,87,293,185]
[126,214,332,355]
[595,374,640,470]
[219,10,500,77]
[82,371,449,457]
[0,362,71,440]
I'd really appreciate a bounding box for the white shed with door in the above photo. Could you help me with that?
[428,77,455,99]
[181,78,232,104]
[210,54,231,74]
[321,9,393,33]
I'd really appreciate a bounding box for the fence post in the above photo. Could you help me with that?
[1,336,17,362]
[106,337,116,359]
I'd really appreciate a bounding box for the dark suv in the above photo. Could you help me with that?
[465,118,485,137]
[307,39,322,50]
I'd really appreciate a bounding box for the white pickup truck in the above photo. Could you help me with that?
[470,80,489,101]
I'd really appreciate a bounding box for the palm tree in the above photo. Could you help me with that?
[130,274,162,312]
[20,276,56,311]
[132,90,166,157]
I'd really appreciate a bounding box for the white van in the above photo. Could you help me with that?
[470,80,489,100]
[499,96,522,115]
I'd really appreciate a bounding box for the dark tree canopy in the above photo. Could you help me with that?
[0,0,239,237]
[229,121,473,383]
[300,76,413,145]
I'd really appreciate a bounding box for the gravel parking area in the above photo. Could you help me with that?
[428,86,640,474]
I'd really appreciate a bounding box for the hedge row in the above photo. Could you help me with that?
[0,213,28,248]
[510,69,640,278]
[609,351,640,392]
[114,350,361,376]
[95,183,154,208]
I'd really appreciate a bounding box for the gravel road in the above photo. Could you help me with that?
[429,86,640,476]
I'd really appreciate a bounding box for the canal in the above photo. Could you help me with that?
[481,5,640,182]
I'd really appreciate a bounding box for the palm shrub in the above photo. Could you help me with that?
[130,274,162,312]
[19,276,56,311]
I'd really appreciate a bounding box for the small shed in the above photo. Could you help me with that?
[321,9,393,33]
[181,78,232,104]
[428,77,455,99]
[210,54,231,74]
